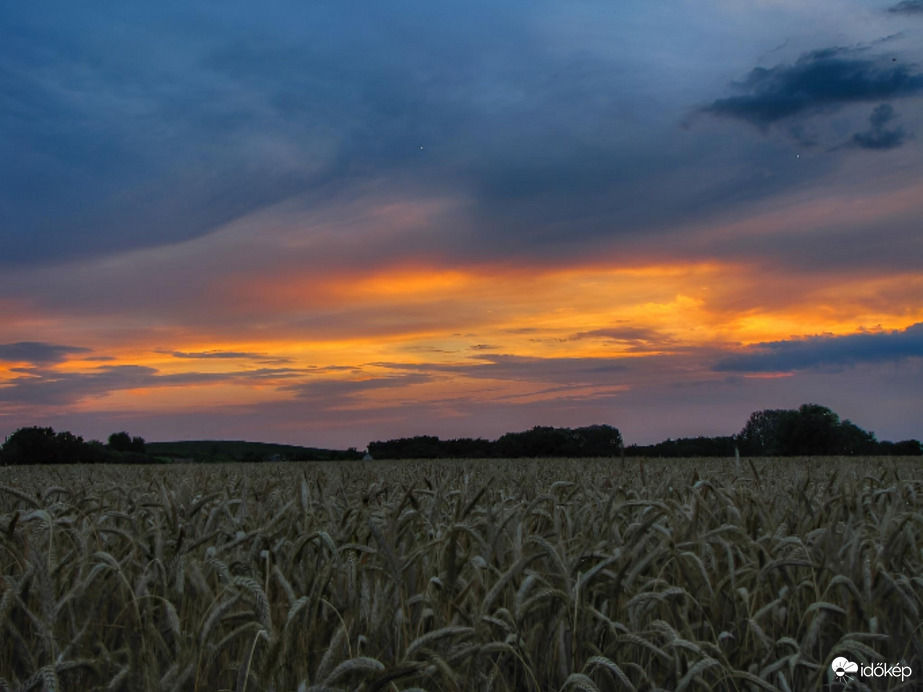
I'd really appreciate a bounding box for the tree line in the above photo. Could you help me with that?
[1,403,920,465]
[626,404,922,458]
[0,429,363,465]
[368,404,920,459]
[0,427,150,465]
[368,424,623,460]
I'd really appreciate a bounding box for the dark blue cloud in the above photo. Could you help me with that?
[4,0,581,266]
[702,47,923,127]
[0,2,390,264]
[714,323,923,373]
[851,103,907,149]
[0,342,90,364]
[0,0,836,269]
[888,0,923,13]
[3,1,922,274]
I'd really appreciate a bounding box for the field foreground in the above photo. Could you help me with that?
[1,457,921,691]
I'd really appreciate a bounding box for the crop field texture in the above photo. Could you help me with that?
[1,457,921,691]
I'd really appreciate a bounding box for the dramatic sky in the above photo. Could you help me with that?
[2,0,922,449]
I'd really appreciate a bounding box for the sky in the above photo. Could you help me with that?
[1,0,922,450]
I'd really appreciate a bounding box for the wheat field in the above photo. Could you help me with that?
[1,457,921,691]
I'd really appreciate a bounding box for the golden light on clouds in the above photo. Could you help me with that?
[44,259,920,377]
[2,243,920,445]
[75,383,284,413]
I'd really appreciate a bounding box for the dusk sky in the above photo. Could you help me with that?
[2,0,922,449]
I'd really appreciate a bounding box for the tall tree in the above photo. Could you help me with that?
[738,404,879,456]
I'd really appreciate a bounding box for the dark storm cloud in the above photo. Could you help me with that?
[714,323,923,373]
[0,0,543,266]
[0,6,344,264]
[702,47,923,127]
[851,103,907,149]
[0,342,90,364]
[888,0,923,13]
[1,0,820,270]
[1,24,225,261]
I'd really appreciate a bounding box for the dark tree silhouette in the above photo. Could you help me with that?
[108,431,132,452]
[369,425,622,459]
[108,431,146,453]
[738,404,879,456]
[627,436,737,458]
[0,426,100,465]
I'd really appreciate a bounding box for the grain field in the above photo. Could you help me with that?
[1,457,921,691]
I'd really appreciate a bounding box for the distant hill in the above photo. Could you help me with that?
[146,440,363,463]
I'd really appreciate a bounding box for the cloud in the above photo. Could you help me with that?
[1,0,371,265]
[569,327,677,351]
[168,349,293,364]
[0,341,91,364]
[374,354,631,386]
[2,0,841,272]
[851,103,907,149]
[888,0,923,13]
[281,374,434,406]
[0,0,545,267]
[714,323,923,373]
[701,47,923,128]
[0,365,160,406]
[0,362,308,407]
[163,367,306,383]
[171,350,266,359]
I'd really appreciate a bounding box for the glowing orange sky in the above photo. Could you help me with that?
[4,253,918,438]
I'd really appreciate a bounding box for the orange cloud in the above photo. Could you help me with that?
[3,243,920,427]
[56,258,923,373]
